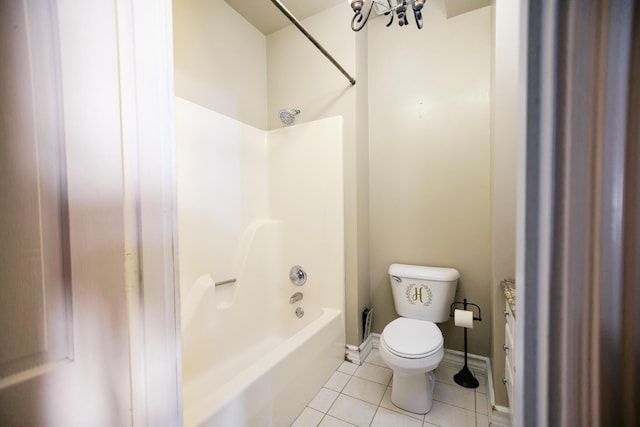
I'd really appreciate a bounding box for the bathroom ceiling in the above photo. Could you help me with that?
[224,0,344,35]
[224,0,492,35]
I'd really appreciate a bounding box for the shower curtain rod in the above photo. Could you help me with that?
[270,0,356,86]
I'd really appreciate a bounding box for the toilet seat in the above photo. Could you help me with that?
[381,318,443,359]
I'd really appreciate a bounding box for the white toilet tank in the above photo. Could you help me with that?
[389,264,459,323]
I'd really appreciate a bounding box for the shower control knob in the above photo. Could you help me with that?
[290,265,307,286]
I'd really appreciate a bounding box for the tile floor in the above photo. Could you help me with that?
[291,349,490,427]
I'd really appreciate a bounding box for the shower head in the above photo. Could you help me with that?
[278,109,300,126]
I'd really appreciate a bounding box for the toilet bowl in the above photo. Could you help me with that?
[379,317,444,413]
[380,264,459,414]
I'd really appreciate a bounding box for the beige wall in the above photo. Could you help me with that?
[368,2,493,356]
[267,4,370,345]
[491,0,522,407]
[172,0,268,129]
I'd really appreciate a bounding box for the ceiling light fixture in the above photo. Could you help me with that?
[349,0,426,31]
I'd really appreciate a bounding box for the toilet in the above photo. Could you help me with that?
[379,263,459,414]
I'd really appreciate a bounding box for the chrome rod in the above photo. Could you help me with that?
[215,278,236,286]
[270,0,356,86]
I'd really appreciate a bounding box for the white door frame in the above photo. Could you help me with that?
[116,0,181,425]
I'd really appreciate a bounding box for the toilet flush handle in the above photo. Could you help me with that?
[391,275,402,283]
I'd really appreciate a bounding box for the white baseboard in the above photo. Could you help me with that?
[441,348,489,373]
[345,334,374,365]
[346,333,511,426]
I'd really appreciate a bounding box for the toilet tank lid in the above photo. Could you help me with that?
[389,264,460,281]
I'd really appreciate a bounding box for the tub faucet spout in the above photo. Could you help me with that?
[289,292,303,304]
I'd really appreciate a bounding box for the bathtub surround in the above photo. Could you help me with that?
[176,98,345,426]
[181,274,215,329]
[176,97,267,296]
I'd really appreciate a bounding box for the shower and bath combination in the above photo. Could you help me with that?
[177,95,345,426]
[278,108,300,126]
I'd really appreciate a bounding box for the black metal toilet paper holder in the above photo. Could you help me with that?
[449,299,482,388]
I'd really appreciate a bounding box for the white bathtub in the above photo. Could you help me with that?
[180,220,345,426]
[183,308,344,426]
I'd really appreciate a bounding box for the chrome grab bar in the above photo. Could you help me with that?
[215,278,236,286]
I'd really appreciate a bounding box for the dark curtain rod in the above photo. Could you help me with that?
[270,0,356,86]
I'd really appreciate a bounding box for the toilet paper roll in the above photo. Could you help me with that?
[454,309,474,328]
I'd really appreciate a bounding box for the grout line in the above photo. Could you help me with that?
[318,413,326,426]
[368,406,380,427]
[474,386,478,427]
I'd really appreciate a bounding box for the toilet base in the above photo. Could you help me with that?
[390,370,436,414]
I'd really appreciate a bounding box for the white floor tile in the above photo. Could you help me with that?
[379,386,424,421]
[435,366,486,395]
[324,371,351,392]
[318,415,357,427]
[291,407,324,427]
[423,400,476,427]
[434,365,460,387]
[370,407,423,427]
[337,361,359,375]
[364,349,388,367]
[475,392,488,415]
[342,376,387,405]
[309,388,339,413]
[433,381,476,411]
[474,373,487,395]
[353,362,393,385]
[327,394,377,427]
[293,356,491,427]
